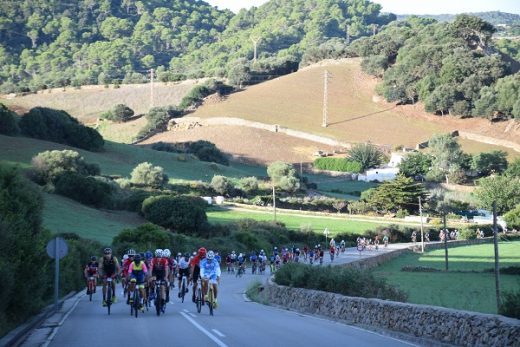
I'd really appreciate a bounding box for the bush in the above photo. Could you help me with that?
[54,172,113,208]
[313,157,362,173]
[101,104,134,122]
[130,162,168,188]
[112,224,172,257]
[237,177,259,193]
[178,80,233,110]
[141,195,208,234]
[0,103,20,136]
[504,204,520,229]
[499,289,520,319]
[19,107,104,151]
[274,262,407,302]
[188,140,229,165]
[31,150,100,184]
[211,175,233,195]
[347,143,386,172]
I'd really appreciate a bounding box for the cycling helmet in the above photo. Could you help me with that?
[192,251,197,256]
[274,246,278,250]
[232,250,236,254]
[90,256,97,262]
[123,254,128,261]
[296,248,300,252]
[177,252,182,257]
[198,247,207,257]
[145,251,153,260]
[103,247,112,254]
[155,249,163,257]
[207,250,215,260]
[134,254,142,262]
[127,249,136,256]
[163,249,171,258]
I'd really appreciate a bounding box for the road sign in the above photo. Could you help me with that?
[323,228,329,236]
[46,237,68,259]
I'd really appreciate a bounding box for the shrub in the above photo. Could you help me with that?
[141,195,208,234]
[130,162,168,188]
[274,262,407,302]
[0,103,20,136]
[237,177,259,193]
[31,150,100,184]
[101,104,134,122]
[313,157,362,173]
[504,204,520,229]
[188,140,229,165]
[19,107,104,151]
[211,175,233,195]
[112,223,172,257]
[54,172,113,208]
[178,80,233,110]
[499,289,520,319]
[347,143,385,172]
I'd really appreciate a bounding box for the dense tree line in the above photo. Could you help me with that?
[0,0,393,92]
[353,15,520,119]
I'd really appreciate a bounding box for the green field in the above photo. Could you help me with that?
[42,193,144,244]
[207,207,420,235]
[373,241,520,314]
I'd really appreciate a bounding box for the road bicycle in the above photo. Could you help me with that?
[154,279,166,316]
[179,273,188,303]
[236,264,245,278]
[205,280,216,316]
[259,261,266,275]
[105,277,113,315]
[87,276,96,302]
[251,261,257,275]
[129,279,144,318]
[195,278,203,313]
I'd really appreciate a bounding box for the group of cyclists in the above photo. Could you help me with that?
[83,246,221,313]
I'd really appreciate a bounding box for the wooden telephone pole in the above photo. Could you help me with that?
[322,70,331,128]
[149,68,155,109]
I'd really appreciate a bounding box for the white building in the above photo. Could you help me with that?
[358,167,399,182]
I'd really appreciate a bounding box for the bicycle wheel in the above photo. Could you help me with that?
[134,290,139,318]
[208,287,214,316]
[88,279,93,302]
[155,285,161,316]
[181,278,186,303]
[196,287,202,313]
[106,285,112,315]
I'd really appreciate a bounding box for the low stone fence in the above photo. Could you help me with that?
[259,282,520,347]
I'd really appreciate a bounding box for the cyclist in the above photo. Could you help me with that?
[225,253,232,273]
[214,251,221,265]
[123,249,136,302]
[99,248,120,307]
[383,234,389,247]
[150,249,169,305]
[309,248,314,265]
[237,252,246,275]
[164,249,176,288]
[177,253,191,297]
[230,250,237,273]
[329,245,335,262]
[84,256,99,295]
[128,253,148,311]
[269,252,276,272]
[273,246,278,257]
[189,247,206,303]
[258,250,267,273]
[340,240,346,252]
[303,245,308,262]
[294,248,300,263]
[201,250,221,309]
[250,251,258,274]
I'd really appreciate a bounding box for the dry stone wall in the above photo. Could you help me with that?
[260,282,520,347]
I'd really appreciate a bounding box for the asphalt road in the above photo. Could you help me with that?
[44,248,418,347]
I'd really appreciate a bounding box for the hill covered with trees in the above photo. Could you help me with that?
[0,0,393,92]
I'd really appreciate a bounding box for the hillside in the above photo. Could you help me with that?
[187,59,520,158]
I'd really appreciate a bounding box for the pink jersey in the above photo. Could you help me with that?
[128,261,148,275]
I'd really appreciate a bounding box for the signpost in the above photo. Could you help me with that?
[46,237,69,310]
[324,228,329,246]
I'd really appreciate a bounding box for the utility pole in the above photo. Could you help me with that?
[149,68,155,109]
[300,161,303,184]
[345,24,350,45]
[443,210,448,271]
[322,70,331,128]
[251,36,261,65]
[493,201,501,311]
[419,196,424,253]
[272,185,277,222]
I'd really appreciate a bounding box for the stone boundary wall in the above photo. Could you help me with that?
[260,282,520,347]
[177,116,351,148]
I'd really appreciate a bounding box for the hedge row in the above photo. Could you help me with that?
[313,157,362,173]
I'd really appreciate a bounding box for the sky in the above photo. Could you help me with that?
[205,0,520,15]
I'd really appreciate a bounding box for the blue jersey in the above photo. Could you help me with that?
[200,258,221,279]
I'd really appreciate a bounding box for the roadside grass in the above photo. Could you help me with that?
[372,241,520,314]
[458,138,520,161]
[42,193,144,244]
[207,207,417,235]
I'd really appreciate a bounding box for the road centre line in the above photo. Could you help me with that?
[180,312,228,347]
[212,329,226,338]
[189,313,197,318]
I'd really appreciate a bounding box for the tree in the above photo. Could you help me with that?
[267,161,300,192]
[237,177,258,193]
[211,175,233,195]
[347,143,385,172]
[0,104,19,135]
[102,104,134,122]
[332,200,347,214]
[364,175,427,213]
[505,158,520,178]
[426,134,467,182]
[31,150,100,184]
[398,152,432,178]
[112,224,172,257]
[474,175,520,215]
[130,162,168,188]
[504,205,520,229]
[471,151,508,177]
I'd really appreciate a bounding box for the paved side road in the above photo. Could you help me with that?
[20,247,421,347]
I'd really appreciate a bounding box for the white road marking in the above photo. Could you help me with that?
[189,313,197,318]
[180,312,228,347]
[41,293,84,347]
[183,309,189,313]
[212,329,225,338]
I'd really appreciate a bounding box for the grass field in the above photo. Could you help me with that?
[373,241,520,314]
[42,193,144,244]
[1,80,199,123]
[207,207,421,235]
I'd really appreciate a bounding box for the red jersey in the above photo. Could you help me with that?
[189,255,203,268]
[122,258,133,276]
[151,257,169,274]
